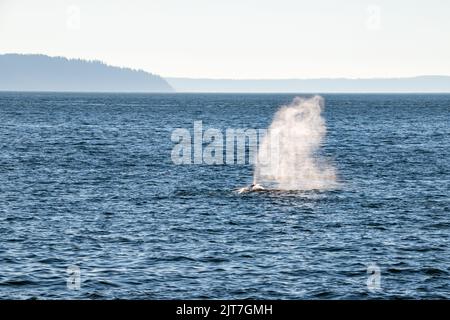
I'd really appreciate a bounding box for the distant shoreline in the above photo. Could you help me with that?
[2,54,450,93]
[166,76,450,93]
[0,54,174,93]
[2,91,450,95]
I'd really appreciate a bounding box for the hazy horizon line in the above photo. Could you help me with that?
[167,75,450,81]
[2,91,450,95]
[3,53,450,80]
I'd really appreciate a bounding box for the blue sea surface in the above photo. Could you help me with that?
[0,92,449,299]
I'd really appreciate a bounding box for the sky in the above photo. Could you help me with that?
[1,0,449,79]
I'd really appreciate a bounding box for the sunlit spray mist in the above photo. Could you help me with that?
[252,96,337,191]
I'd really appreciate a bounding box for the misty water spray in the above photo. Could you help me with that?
[253,96,337,190]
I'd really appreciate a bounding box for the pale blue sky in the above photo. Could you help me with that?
[1,0,449,78]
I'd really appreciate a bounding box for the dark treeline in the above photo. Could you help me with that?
[0,54,173,92]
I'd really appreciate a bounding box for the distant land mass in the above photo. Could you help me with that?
[0,54,173,92]
[167,76,450,93]
[1,53,450,93]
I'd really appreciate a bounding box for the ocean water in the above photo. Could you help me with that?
[0,92,449,299]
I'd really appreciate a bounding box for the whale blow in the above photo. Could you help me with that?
[252,96,337,191]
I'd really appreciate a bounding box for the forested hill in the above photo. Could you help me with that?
[0,54,173,92]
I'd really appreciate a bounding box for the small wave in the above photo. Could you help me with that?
[0,279,36,287]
